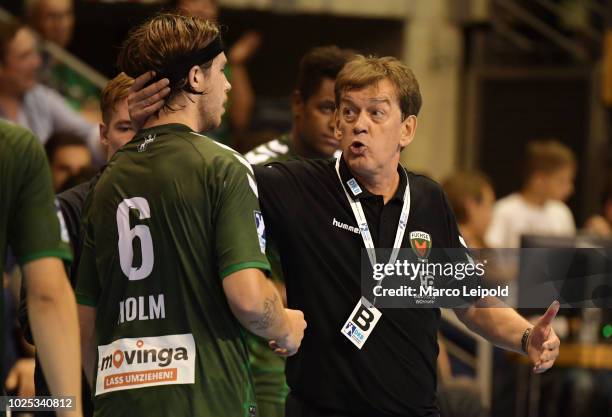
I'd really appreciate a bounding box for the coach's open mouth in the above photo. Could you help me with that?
[349,141,367,154]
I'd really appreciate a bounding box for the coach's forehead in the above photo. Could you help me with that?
[340,79,399,108]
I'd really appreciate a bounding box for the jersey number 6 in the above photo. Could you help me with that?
[117,197,154,280]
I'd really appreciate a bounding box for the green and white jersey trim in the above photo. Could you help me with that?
[244,136,291,165]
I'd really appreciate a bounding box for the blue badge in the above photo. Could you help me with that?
[347,178,362,196]
[254,211,266,254]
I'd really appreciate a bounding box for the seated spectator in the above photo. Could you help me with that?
[25,0,101,115]
[486,139,576,248]
[0,20,100,157]
[44,132,92,191]
[443,171,495,249]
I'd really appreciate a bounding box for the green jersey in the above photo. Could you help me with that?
[244,134,296,408]
[245,134,296,166]
[76,124,270,417]
[0,121,72,375]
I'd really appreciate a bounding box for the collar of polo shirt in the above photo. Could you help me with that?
[338,156,407,202]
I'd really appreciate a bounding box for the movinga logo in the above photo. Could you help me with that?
[100,339,188,371]
[96,333,195,395]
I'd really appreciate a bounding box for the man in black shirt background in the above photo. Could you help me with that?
[129,55,561,417]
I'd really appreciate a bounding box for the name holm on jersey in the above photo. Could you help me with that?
[118,294,166,324]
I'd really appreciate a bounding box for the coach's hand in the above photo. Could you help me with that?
[127,71,171,130]
[269,308,306,357]
[527,301,561,374]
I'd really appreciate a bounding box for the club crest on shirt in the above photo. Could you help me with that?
[410,231,432,259]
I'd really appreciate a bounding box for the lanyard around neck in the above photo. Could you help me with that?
[334,157,411,268]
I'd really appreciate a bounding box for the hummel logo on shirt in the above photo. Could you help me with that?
[138,134,156,152]
[332,218,360,234]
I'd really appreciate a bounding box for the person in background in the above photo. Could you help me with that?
[443,171,496,249]
[486,140,576,248]
[0,20,101,158]
[584,174,612,237]
[25,0,101,116]
[45,132,93,192]
[245,45,355,165]
[171,0,260,149]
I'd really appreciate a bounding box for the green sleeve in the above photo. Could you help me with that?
[75,196,100,306]
[8,129,72,265]
[214,154,271,279]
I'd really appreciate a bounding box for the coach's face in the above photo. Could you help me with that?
[336,78,416,179]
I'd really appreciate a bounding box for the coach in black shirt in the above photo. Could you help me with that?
[254,56,561,417]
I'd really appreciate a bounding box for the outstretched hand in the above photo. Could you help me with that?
[527,301,561,374]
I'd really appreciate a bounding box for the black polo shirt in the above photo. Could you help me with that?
[254,157,464,417]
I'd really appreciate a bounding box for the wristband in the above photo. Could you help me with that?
[521,327,533,354]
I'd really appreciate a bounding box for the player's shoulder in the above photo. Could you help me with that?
[244,135,292,165]
[256,157,334,181]
[0,120,40,155]
[189,131,254,174]
[57,174,98,217]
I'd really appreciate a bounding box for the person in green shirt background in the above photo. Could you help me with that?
[1,120,83,417]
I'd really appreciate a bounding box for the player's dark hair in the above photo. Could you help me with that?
[117,13,220,110]
[296,46,356,102]
[44,133,88,164]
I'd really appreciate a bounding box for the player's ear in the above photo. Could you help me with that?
[99,123,109,147]
[187,65,204,93]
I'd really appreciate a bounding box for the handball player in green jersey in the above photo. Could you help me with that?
[76,14,305,417]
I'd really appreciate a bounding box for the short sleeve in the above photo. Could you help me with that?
[8,131,72,265]
[75,194,100,306]
[253,163,300,235]
[485,204,508,248]
[215,155,271,279]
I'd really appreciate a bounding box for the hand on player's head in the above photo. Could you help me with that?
[127,71,171,131]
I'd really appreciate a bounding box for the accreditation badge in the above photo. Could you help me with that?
[340,297,382,349]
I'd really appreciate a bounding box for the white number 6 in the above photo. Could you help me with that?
[117,197,154,280]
